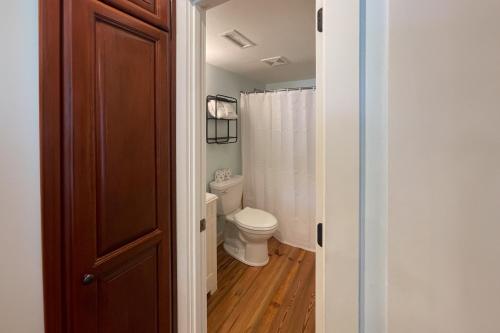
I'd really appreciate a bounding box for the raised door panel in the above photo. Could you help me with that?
[99,0,170,30]
[98,248,158,333]
[66,1,173,332]
[95,19,158,255]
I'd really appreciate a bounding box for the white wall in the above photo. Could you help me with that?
[265,78,316,90]
[388,1,500,332]
[0,2,44,333]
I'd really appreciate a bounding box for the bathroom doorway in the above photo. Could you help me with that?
[176,0,361,332]
[202,1,317,331]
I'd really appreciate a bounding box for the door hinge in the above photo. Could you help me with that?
[200,218,206,232]
[317,8,323,33]
[317,223,323,247]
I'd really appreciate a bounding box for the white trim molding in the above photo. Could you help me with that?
[315,1,326,332]
[176,1,206,332]
[323,0,360,332]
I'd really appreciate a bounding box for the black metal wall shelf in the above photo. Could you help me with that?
[206,94,238,144]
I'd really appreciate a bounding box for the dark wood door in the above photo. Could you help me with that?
[62,1,174,332]
[99,0,171,29]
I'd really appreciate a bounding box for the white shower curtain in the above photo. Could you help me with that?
[241,89,316,251]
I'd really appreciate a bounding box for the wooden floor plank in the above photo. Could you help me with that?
[207,259,246,313]
[216,243,293,332]
[254,250,306,333]
[207,238,315,333]
[265,250,315,333]
[278,251,315,333]
[225,245,300,333]
[207,239,282,331]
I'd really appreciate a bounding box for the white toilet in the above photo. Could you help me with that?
[210,175,278,266]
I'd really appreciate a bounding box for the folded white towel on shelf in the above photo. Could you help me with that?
[208,100,238,119]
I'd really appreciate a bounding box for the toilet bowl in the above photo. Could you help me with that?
[210,175,278,266]
[224,207,278,266]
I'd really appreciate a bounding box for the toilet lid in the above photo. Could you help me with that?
[234,207,278,231]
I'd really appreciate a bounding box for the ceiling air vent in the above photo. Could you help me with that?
[261,56,289,67]
[220,30,256,49]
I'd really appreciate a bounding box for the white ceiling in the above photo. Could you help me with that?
[206,0,316,83]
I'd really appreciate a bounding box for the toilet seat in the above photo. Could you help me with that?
[234,207,278,231]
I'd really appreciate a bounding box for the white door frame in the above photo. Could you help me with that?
[176,1,361,332]
[175,1,206,332]
[315,0,326,330]
[321,1,360,332]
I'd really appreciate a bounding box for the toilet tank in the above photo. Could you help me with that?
[209,175,243,215]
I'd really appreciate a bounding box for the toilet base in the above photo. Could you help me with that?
[223,241,270,267]
[222,212,276,267]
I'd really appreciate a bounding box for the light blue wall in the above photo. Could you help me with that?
[265,78,316,90]
[205,64,265,189]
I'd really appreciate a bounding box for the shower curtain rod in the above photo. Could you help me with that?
[240,86,316,94]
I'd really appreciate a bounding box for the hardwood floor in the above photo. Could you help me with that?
[208,238,315,333]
